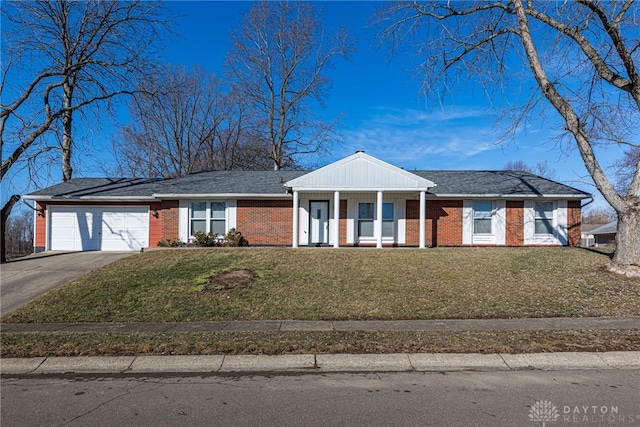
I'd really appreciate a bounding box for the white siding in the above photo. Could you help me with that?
[556,200,568,245]
[495,200,507,245]
[523,200,535,245]
[285,152,434,191]
[299,198,310,246]
[462,200,473,245]
[179,200,189,243]
[227,200,237,231]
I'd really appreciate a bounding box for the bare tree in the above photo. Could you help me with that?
[115,65,271,179]
[1,0,172,261]
[583,206,617,224]
[377,1,640,277]
[614,146,640,192]
[4,208,34,259]
[226,1,353,170]
[505,160,556,179]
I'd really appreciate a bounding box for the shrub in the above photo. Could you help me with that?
[224,228,248,247]
[192,231,223,247]
[157,238,183,247]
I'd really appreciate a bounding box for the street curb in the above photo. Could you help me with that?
[1,352,639,375]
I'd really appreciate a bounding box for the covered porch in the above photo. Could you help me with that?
[284,152,435,248]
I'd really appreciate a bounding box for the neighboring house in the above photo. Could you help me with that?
[580,223,602,247]
[589,221,617,247]
[24,152,591,252]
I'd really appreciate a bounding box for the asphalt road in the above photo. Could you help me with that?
[2,370,639,426]
[0,251,136,315]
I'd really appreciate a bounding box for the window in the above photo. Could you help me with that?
[473,201,493,234]
[190,202,207,233]
[210,202,226,235]
[382,202,394,238]
[358,202,394,238]
[535,202,554,234]
[358,203,374,237]
[190,201,227,235]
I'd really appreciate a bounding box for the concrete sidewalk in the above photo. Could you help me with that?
[3,316,640,333]
[2,352,639,375]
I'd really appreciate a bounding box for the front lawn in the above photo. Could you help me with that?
[3,247,639,323]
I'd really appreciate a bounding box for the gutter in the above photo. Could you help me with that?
[22,195,158,202]
[426,194,591,199]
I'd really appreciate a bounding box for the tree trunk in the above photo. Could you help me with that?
[609,207,640,278]
[61,80,75,182]
[1,195,21,262]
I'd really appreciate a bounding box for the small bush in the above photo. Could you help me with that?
[157,238,183,247]
[224,228,248,247]
[192,231,223,247]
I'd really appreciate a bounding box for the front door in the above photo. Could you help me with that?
[309,201,329,245]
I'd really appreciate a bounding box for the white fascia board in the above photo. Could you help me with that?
[153,193,290,199]
[287,187,433,192]
[22,195,156,202]
[428,194,589,199]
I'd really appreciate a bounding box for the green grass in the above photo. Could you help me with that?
[2,247,639,323]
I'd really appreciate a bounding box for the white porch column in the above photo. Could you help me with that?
[376,190,383,248]
[292,191,299,248]
[419,190,426,248]
[333,191,340,248]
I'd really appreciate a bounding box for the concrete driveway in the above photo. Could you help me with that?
[1,251,137,315]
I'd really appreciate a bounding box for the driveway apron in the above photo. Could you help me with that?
[1,251,136,315]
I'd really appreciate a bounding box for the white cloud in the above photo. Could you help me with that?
[337,107,501,168]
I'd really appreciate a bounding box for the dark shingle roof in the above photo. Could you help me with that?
[24,171,308,199]
[25,169,589,199]
[414,170,589,197]
[25,178,165,199]
[590,221,617,235]
[156,170,306,195]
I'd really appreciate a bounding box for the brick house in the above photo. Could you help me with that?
[24,152,590,252]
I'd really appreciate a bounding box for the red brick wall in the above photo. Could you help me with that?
[237,200,293,245]
[567,200,582,246]
[34,202,46,249]
[339,200,348,246]
[406,200,463,246]
[157,200,179,245]
[405,200,420,246]
[506,201,524,246]
[429,200,463,246]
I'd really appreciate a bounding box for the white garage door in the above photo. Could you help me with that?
[49,206,149,251]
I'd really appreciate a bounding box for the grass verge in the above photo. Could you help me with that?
[2,247,639,323]
[2,330,639,358]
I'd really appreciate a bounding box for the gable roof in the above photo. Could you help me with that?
[285,151,435,191]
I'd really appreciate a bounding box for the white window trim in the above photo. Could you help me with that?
[463,200,506,245]
[355,199,396,243]
[524,200,567,245]
[181,200,235,242]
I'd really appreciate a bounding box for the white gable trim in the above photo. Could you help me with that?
[285,152,435,191]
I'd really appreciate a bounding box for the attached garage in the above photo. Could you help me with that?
[49,206,149,251]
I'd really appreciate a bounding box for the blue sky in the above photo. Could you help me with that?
[5,1,626,210]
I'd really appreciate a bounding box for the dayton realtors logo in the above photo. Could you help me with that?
[529,400,638,425]
[530,400,560,426]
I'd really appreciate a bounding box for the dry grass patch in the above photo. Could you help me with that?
[2,330,639,357]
